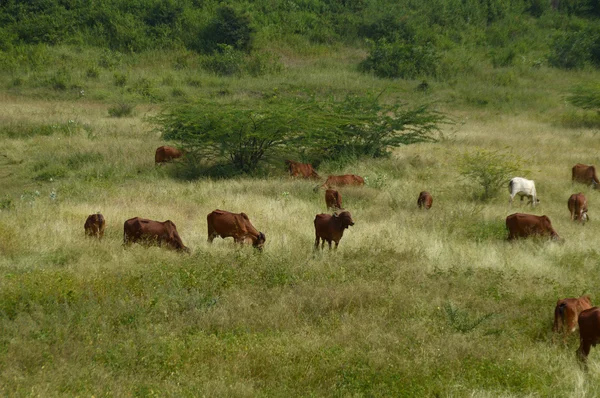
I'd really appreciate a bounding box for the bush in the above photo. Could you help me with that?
[566,83,600,110]
[191,5,255,54]
[459,149,522,201]
[108,103,135,118]
[200,44,244,76]
[360,39,441,79]
[547,30,593,69]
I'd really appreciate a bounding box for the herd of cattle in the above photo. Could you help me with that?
[86,149,600,365]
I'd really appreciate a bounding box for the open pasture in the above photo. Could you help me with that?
[3,64,600,396]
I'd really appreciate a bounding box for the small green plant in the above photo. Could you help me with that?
[360,39,441,79]
[113,73,127,87]
[443,301,495,333]
[200,44,244,76]
[459,149,522,201]
[566,83,600,111]
[108,103,135,118]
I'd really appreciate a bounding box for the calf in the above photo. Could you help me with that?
[325,189,342,210]
[84,213,105,239]
[207,209,266,250]
[123,217,190,252]
[286,160,320,179]
[553,296,592,342]
[568,192,589,224]
[577,307,600,366]
[315,174,365,192]
[505,213,560,241]
[155,146,183,164]
[417,191,433,210]
[508,177,539,207]
[572,163,599,188]
[314,211,354,250]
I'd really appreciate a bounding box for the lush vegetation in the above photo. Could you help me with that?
[4,0,600,396]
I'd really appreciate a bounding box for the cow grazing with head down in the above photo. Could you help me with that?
[568,193,589,224]
[325,189,342,210]
[285,160,320,179]
[155,146,183,164]
[207,209,266,250]
[577,307,600,366]
[572,163,600,188]
[509,177,539,207]
[505,213,560,241]
[417,191,433,210]
[553,296,592,343]
[314,210,354,250]
[84,213,105,239]
[123,217,190,252]
[314,174,365,192]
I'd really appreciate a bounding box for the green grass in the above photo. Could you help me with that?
[3,45,600,396]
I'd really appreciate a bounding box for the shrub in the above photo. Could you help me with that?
[108,103,135,117]
[191,5,255,54]
[566,83,600,110]
[459,149,522,201]
[360,39,441,79]
[547,29,596,70]
[200,44,244,76]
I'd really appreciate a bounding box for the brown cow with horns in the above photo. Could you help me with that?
[123,217,190,252]
[572,163,600,188]
[207,209,266,250]
[314,210,355,250]
[84,213,105,239]
[505,213,560,241]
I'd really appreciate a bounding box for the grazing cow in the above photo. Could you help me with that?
[123,217,190,252]
[568,193,589,223]
[207,209,266,250]
[417,191,433,210]
[505,213,560,241]
[553,296,592,342]
[314,211,355,250]
[285,160,320,179]
[155,146,183,164]
[315,174,365,192]
[577,307,600,366]
[508,177,539,207]
[84,213,105,239]
[572,163,599,188]
[325,189,342,210]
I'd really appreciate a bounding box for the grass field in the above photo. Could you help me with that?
[3,45,600,396]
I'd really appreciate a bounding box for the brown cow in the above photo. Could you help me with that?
[553,296,592,342]
[417,191,433,210]
[285,160,320,179]
[314,211,354,250]
[207,209,266,250]
[577,307,600,366]
[315,174,365,191]
[568,193,589,223]
[572,163,599,188]
[84,213,105,239]
[325,189,342,210]
[155,146,183,164]
[123,217,190,252]
[505,213,560,241]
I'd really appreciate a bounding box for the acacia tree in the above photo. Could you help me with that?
[152,94,451,176]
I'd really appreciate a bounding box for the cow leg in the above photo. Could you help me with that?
[207,232,217,243]
[327,240,332,250]
[334,241,339,250]
[577,342,592,368]
[314,237,320,250]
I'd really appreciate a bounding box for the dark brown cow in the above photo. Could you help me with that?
[314,211,354,250]
[155,146,183,164]
[572,163,599,188]
[123,217,189,252]
[325,189,342,210]
[207,209,266,250]
[577,307,600,366]
[315,174,365,191]
[568,193,589,223]
[84,213,105,239]
[285,160,320,179]
[505,213,560,241]
[553,296,592,342]
[417,191,433,210]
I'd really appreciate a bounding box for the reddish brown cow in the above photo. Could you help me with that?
[325,189,342,210]
[155,146,183,164]
[505,213,560,241]
[572,163,600,188]
[568,192,589,223]
[123,217,189,252]
[207,209,266,250]
[417,191,433,210]
[577,307,600,366]
[315,174,365,191]
[285,160,320,179]
[553,296,592,342]
[314,211,354,250]
[84,213,105,239]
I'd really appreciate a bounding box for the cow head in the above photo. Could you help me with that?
[334,211,354,228]
[253,232,266,250]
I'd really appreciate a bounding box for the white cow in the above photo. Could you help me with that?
[509,177,539,207]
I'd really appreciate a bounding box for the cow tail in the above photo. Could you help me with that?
[558,302,567,322]
[508,179,513,193]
